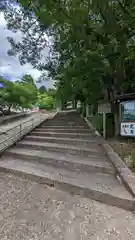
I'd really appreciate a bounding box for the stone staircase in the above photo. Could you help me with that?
[0,111,135,211]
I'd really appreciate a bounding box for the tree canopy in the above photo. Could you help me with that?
[38,85,47,94]
[0,75,37,114]
[0,74,56,114]
[2,0,135,109]
[37,92,55,110]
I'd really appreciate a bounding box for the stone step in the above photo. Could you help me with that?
[0,157,134,211]
[44,123,88,127]
[24,135,102,147]
[30,131,94,139]
[46,117,85,120]
[40,125,89,129]
[49,115,83,119]
[35,128,90,133]
[4,148,115,175]
[43,120,88,126]
[16,140,105,157]
[44,116,84,120]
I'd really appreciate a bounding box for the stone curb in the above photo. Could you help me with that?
[84,116,135,199]
[102,143,135,198]
[84,117,101,136]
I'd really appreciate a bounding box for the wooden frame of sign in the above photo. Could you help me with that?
[98,102,111,114]
[98,102,111,138]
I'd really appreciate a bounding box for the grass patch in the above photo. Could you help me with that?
[88,114,103,135]
[109,138,135,172]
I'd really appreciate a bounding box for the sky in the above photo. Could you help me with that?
[0,12,53,88]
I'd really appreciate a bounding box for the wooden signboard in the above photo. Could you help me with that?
[98,102,111,114]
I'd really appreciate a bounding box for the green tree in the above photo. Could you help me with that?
[2,0,135,111]
[37,92,55,110]
[22,74,35,85]
[0,76,38,114]
[39,85,47,94]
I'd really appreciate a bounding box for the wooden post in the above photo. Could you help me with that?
[119,101,122,135]
[114,103,120,136]
[86,105,89,118]
[103,113,106,138]
[57,100,61,112]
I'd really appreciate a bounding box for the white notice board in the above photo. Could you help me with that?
[121,122,135,136]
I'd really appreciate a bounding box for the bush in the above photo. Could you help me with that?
[38,94,55,110]
[39,102,54,110]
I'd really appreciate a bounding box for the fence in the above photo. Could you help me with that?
[0,114,48,154]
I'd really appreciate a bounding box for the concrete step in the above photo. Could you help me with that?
[24,135,102,147]
[16,140,105,157]
[30,131,94,139]
[35,128,90,133]
[0,156,134,211]
[45,121,88,128]
[43,120,88,126]
[44,116,84,120]
[4,148,115,175]
[40,125,89,129]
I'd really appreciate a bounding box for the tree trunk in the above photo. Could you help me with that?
[7,105,12,115]
[72,99,77,109]
[0,107,5,116]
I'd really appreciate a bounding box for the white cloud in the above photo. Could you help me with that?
[0,13,6,26]
[0,12,53,88]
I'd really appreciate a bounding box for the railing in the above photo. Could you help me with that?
[0,113,49,154]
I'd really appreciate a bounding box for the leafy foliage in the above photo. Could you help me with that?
[2,0,135,109]
[38,85,47,94]
[37,91,56,110]
[0,75,38,114]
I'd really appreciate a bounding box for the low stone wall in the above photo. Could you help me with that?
[0,113,53,154]
[0,113,30,125]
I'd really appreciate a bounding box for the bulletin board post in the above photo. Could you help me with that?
[98,102,111,139]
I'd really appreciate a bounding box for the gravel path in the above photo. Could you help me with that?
[0,173,135,240]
